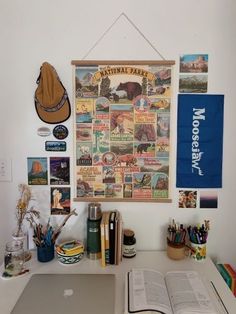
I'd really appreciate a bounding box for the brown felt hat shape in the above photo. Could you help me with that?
[35,62,71,124]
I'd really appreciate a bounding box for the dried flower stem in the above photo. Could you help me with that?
[15,184,40,237]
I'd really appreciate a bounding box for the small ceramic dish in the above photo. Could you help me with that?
[56,240,84,265]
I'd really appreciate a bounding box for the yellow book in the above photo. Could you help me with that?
[56,240,84,256]
[100,212,106,267]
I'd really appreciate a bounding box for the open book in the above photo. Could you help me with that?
[125,269,220,314]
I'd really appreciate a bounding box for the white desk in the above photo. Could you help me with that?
[0,251,236,314]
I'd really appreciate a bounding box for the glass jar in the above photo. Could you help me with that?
[4,240,24,276]
[12,226,31,262]
[123,229,136,258]
[12,226,28,251]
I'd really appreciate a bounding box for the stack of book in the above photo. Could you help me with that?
[100,210,123,267]
[216,263,236,297]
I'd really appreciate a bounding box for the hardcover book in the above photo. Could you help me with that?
[100,212,106,267]
[109,211,116,265]
[104,211,111,264]
[217,264,236,297]
[125,269,219,314]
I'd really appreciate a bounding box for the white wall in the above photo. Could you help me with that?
[0,0,235,267]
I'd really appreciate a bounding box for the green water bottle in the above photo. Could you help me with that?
[87,203,102,259]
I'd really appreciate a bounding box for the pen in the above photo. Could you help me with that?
[187,222,209,244]
[167,220,186,245]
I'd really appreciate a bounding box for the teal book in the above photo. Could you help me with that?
[216,264,232,288]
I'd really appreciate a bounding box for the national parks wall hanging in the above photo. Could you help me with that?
[72,61,175,202]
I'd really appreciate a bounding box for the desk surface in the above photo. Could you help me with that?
[0,251,236,314]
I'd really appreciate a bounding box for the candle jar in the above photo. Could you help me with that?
[123,229,136,258]
[4,240,24,276]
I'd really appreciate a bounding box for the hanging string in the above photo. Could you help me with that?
[122,13,165,60]
[81,12,165,60]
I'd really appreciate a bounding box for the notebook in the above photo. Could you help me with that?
[11,273,115,314]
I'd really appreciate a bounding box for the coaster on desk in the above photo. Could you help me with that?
[1,268,29,280]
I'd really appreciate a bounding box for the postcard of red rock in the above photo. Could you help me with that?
[72,61,175,202]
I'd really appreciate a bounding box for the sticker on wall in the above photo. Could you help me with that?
[45,141,66,152]
[50,187,71,215]
[53,125,68,140]
[178,190,197,208]
[179,54,208,93]
[200,190,218,209]
[50,157,70,185]
[27,157,48,185]
[37,126,51,137]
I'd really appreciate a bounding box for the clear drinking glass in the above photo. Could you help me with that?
[4,240,24,276]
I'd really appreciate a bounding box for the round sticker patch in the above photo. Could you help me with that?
[102,152,116,166]
[53,125,68,140]
[37,126,51,137]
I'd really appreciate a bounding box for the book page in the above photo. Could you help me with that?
[165,271,217,314]
[128,269,173,314]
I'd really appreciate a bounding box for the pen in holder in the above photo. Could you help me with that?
[166,220,188,260]
[167,239,187,260]
[37,244,55,263]
[34,223,55,263]
[187,220,210,262]
[33,209,78,263]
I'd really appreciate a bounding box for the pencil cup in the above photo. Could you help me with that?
[167,241,187,260]
[190,242,206,261]
[37,244,55,263]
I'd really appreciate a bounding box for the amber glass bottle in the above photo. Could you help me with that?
[123,229,136,258]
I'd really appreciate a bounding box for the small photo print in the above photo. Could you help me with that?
[50,157,70,185]
[178,190,197,208]
[51,187,71,215]
[27,157,48,185]
[179,54,208,73]
[200,191,218,209]
[179,74,208,93]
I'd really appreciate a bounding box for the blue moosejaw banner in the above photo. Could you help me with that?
[176,94,224,188]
